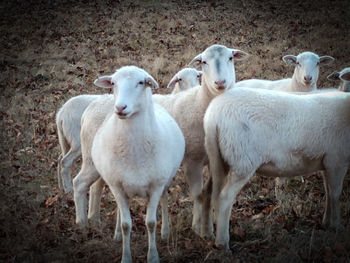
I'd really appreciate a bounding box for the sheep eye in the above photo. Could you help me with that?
[317,62,320,66]
[202,61,207,65]
[178,78,182,82]
[111,82,115,86]
[138,81,144,85]
[229,56,233,61]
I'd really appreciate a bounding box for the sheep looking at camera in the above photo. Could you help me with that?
[235,51,334,92]
[55,68,199,193]
[73,66,185,263]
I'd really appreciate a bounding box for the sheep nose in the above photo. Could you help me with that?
[215,80,226,89]
[115,105,127,114]
[304,75,312,83]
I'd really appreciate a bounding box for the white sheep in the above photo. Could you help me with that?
[235,51,334,92]
[236,51,334,194]
[327,67,350,92]
[203,87,350,249]
[86,44,249,238]
[168,67,202,93]
[55,68,199,193]
[56,94,99,193]
[73,66,185,263]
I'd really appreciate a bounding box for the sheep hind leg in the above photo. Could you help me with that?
[322,166,347,229]
[160,190,170,240]
[88,177,105,225]
[57,154,64,190]
[215,171,254,250]
[73,161,100,226]
[146,187,163,263]
[183,159,204,235]
[61,146,81,194]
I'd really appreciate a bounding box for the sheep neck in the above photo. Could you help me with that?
[291,74,316,92]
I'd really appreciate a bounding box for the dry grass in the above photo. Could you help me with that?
[0,0,349,262]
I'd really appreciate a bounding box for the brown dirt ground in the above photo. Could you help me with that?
[0,0,349,262]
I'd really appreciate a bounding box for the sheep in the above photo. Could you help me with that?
[86,44,249,238]
[235,51,334,194]
[73,66,185,263]
[168,67,202,94]
[55,68,199,194]
[203,87,350,249]
[235,51,334,92]
[327,67,350,92]
[56,94,100,193]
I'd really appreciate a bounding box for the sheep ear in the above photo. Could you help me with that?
[319,56,335,65]
[188,53,202,67]
[167,75,178,89]
[232,49,249,61]
[145,75,159,89]
[283,55,297,66]
[327,71,340,81]
[340,71,350,81]
[94,76,114,88]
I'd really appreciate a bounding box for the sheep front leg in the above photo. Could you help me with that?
[215,172,254,250]
[146,187,163,263]
[200,175,214,239]
[88,177,105,224]
[73,162,100,226]
[113,208,122,241]
[184,159,204,235]
[110,187,132,263]
[322,166,347,229]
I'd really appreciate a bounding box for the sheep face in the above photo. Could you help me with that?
[283,52,334,88]
[340,69,350,92]
[328,68,350,92]
[167,68,202,91]
[189,44,248,95]
[94,66,158,119]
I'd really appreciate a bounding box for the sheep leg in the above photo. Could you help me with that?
[322,166,347,229]
[160,190,170,240]
[88,177,105,224]
[215,171,254,250]
[61,147,81,193]
[113,208,122,241]
[183,159,204,235]
[274,177,287,200]
[109,186,132,263]
[146,187,163,263]
[57,154,64,190]
[73,162,100,226]
[200,175,214,239]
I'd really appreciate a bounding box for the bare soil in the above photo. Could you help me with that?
[0,0,349,262]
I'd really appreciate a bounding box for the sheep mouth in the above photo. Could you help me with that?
[115,111,130,119]
[216,86,226,91]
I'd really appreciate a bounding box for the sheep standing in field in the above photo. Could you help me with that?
[56,94,100,193]
[203,87,350,249]
[327,67,350,92]
[55,68,200,194]
[236,51,334,194]
[235,51,334,91]
[73,66,185,263]
[87,44,249,238]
